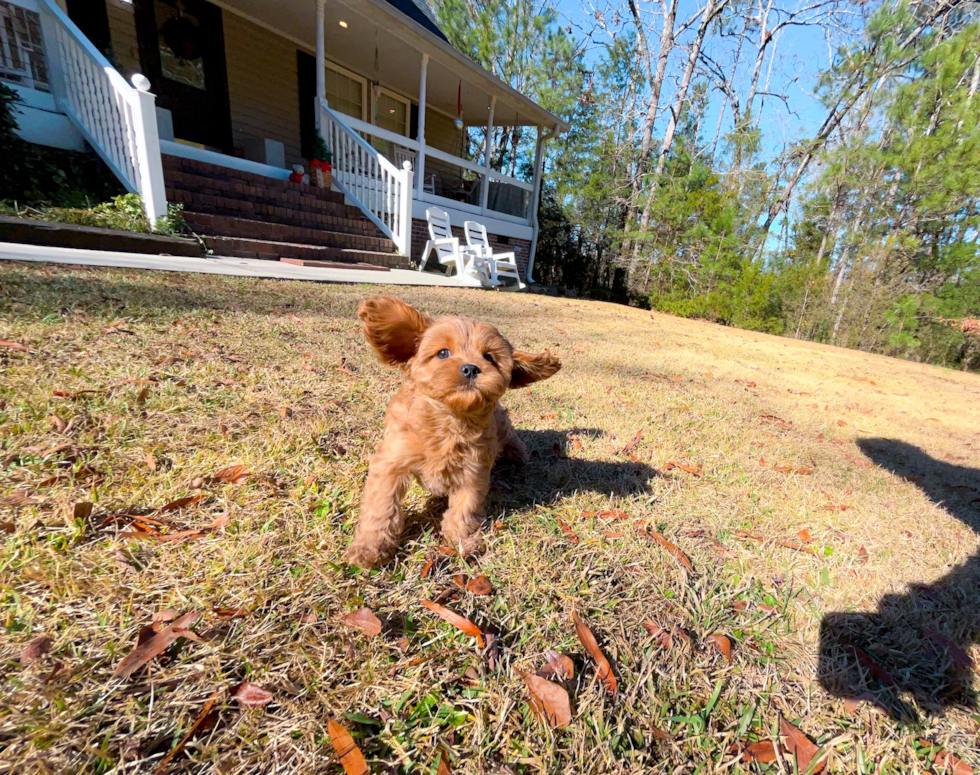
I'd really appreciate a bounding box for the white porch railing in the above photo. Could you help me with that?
[318,97,413,259]
[36,0,167,226]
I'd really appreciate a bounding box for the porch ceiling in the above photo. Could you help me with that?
[215,0,566,130]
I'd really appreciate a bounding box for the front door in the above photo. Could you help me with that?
[134,0,232,152]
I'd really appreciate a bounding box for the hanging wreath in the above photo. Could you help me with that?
[160,16,203,61]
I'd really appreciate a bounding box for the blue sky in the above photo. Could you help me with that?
[552,0,859,161]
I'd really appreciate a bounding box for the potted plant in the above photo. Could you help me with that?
[309,136,332,189]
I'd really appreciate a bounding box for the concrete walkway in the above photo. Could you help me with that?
[0,241,464,286]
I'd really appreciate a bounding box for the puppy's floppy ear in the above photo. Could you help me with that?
[358,297,432,365]
[510,350,561,389]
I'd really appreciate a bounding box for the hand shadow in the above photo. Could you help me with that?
[817,438,980,721]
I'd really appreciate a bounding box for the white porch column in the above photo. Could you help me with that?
[480,95,496,213]
[526,125,552,284]
[315,0,326,102]
[416,53,429,196]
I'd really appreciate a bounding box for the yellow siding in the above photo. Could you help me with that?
[105,0,140,78]
[223,13,303,166]
[101,2,457,171]
[425,109,458,154]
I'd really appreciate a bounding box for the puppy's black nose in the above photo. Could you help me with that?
[460,363,481,379]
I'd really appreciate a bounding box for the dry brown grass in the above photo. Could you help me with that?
[1,262,979,775]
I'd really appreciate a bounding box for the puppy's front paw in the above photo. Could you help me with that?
[346,540,388,570]
[460,532,486,558]
[445,531,486,558]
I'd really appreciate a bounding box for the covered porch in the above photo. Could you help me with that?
[220,0,567,269]
[1,0,565,279]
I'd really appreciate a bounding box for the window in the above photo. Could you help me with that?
[0,1,49,91]
[325,63,364,120]
[373,89,408,136]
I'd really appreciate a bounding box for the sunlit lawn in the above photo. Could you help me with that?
[1,262,979,774]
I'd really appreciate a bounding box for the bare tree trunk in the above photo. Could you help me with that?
[624,0,679,280]
[709,10,748,162]
[760,0,961,233]
[630,0,730,272]
[815,184,845,267]
[744,0,775,122]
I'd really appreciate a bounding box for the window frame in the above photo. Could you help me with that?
[371,86,410,137]
[324,58,366,122]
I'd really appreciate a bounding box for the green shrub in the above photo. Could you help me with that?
[0,83,123,207]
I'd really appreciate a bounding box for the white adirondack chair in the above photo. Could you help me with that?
[419,207,488,286]
[464,220,526,289]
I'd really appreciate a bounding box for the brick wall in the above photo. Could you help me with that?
[411,218,530,277]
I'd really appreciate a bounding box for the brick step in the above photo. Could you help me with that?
[164,171,369,223]
[183,212,395,253]
[162,156,347,208]
[168,187,376,236]
[203,235,410,269]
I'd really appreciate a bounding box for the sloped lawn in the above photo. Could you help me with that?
[1,263,979,774]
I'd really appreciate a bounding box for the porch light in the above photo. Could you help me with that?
[338,20,348,28]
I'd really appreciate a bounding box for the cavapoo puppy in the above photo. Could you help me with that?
[347,296,561,569]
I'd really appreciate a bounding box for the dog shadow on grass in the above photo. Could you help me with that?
[400,428,659,542]
[818,438,980,722]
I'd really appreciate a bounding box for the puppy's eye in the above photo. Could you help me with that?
[483,353,496,366]
[437,348,451,360]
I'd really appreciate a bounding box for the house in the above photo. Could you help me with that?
[0,0,567,280]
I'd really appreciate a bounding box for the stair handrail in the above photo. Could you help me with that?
[317,97,412,260]
[36,0,167,226]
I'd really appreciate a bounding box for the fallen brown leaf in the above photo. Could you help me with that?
[213,607,249,620]
[662,460,702,476]
[740,740,778,764]
[772,465,814,474]
[705,633,732,662]
[436,751,452,775]
[583,508,629,520]
[919,740,974,775]
[572,611,617,696]
[647,531,694,573]
[113,612,201,679]
[779,716,825,774]
[153,609,179,624]
[466,574,494,596]
[342,608,383,637]
[621,431,643,454]
[210,465,249,485]
[232,681,273,707]
[420,601,485,647]
[328,720,371,775]
[0,340,28,352]
[537,649,575,683]
[151,690,221,775]
[924,629,976,672]
[557,518,580,544]
[523,672,573,728]
[643,620,672,649]
[20,636,53,666]
[420,559,434,578]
